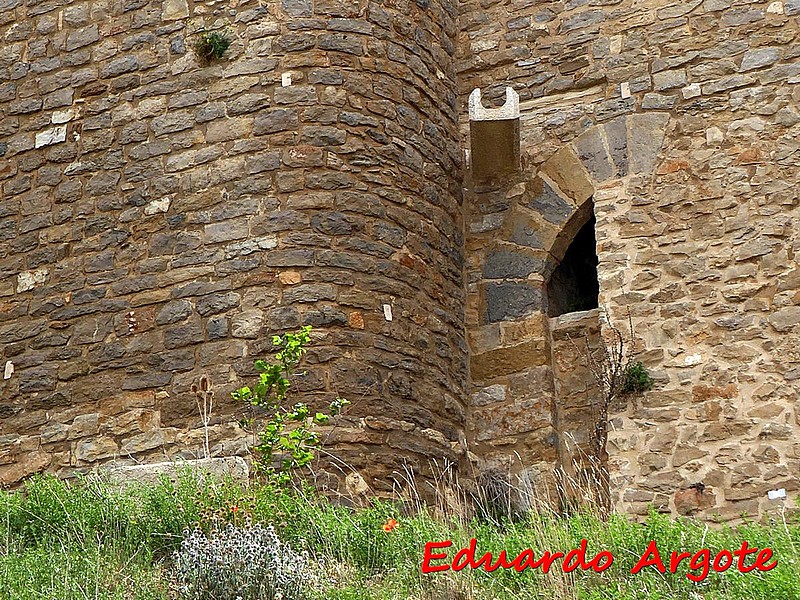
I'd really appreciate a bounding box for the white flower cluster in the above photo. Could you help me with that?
[173,523,313,600]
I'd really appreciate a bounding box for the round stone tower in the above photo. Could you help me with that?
[0,0,467,494]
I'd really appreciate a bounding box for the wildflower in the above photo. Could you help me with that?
[382,518,398,532]
[230,505,239,514]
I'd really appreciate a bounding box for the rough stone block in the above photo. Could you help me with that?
[253,109,298,134]
[75,436,118,462]
[162,0,189,19]
[16,267,49,292]
[281,0,312,16]
[164,321,204,349]
[300,126,347,146]
[769,307,800,332]
[483,248,545,279]
[573,127,613,182]
[283,284,336,303]
[273,86,318,105]
[34,125,67,148]
[471,339,549,381]
[472,399,551,441]
[739,48,780,72]
[231,309,264,338]
[642,93,677,110]
[65,24,99,51]
[204,219,249,243]
[471,384,507,406]
[560,9,604,32]
[485,281,543,324]
[628,113,669,174]
[206,118,253,143]
[526,177,574,225]
[318,33,364,55]
[102,456,249,487]
[539,146,593,204]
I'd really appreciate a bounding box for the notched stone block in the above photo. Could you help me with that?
[469,87,520,181]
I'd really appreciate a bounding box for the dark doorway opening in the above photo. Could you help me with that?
[546,215,599,317]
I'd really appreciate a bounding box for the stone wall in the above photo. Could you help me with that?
[2,0,800,521]
[459,0,800,520]
[0,0,469,495]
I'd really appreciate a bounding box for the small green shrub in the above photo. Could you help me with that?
[620,360,654,394]
[232,325,348,485]
[192,30,232,64]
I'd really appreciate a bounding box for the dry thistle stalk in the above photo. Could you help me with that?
[192,374,214,460]
[564,307,641,514]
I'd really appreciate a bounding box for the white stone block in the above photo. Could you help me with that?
[767,1,784,13]
[681,83,701,99]
[17,268,49,293]
[768,488,786,500]
[144,197,171,215]
[609,35,623,55]
[162,0,189,20]
[34,125,67,148]
[684,353,703,366]
[51,108,75,124]
[706,127,724,145]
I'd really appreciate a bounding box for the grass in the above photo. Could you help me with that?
[0,472,798,599]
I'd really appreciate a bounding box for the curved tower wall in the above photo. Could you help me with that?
[0,0,467,493]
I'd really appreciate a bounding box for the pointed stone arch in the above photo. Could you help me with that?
[465,111,669,510]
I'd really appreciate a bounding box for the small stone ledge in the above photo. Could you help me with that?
[100,456,249,487]
[549,308,600,331]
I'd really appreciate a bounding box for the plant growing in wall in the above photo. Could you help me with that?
[192,29,232,65]
[232,326,348,486]
[567,308,654,514]
[620,361,654,395]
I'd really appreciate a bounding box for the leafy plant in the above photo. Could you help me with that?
[232,326,348,485]
[192,30,232,64]
[620,360,654,394]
